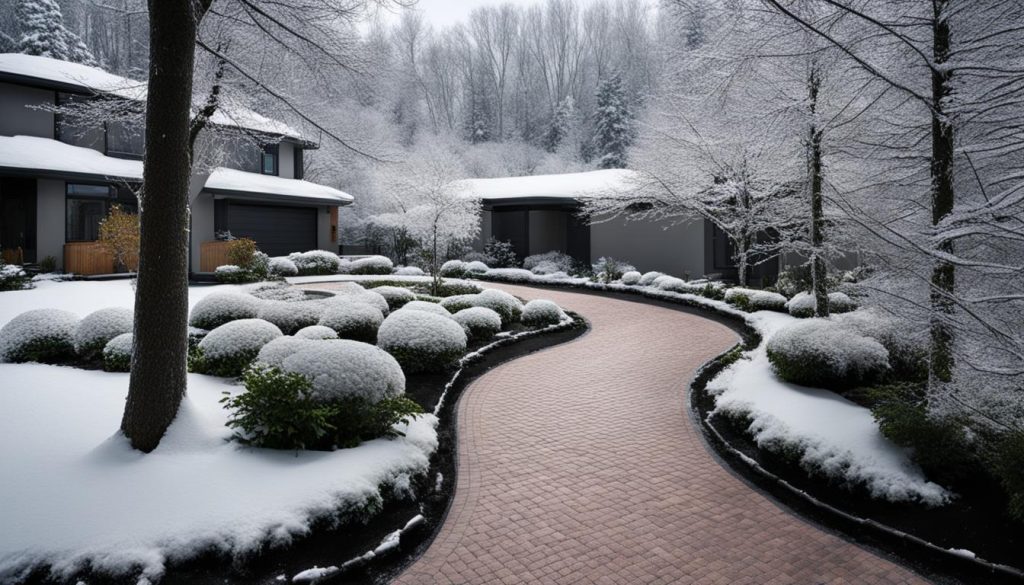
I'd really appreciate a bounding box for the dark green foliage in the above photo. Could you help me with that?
[188,346,260,378]
[386,345,464,374]
[187,328,208,351]
[415,294,443,303]
[728,292,753,312]
[214,268,261,284]
[701,283,725,300]
[483,238,518,268]
[221,366,424,450]
[103,349,132,372]
[4,336,75,364]
[350,264,393,276]
[0,262,31,291]
[766,341,887,392]
[989,431,1024,522]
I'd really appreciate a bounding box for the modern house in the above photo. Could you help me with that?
[0,53,353,276]
[456,169,784,284]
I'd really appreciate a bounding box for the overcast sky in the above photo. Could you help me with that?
[375,0,600,29]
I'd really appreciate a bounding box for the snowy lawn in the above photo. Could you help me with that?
[0,280,439,582]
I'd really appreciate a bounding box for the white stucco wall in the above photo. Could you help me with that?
[590,216,705,277]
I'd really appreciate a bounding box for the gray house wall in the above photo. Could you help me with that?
[36,179,65,265]
[278,142,295,179]
[0,82,54,138]
[316,205,333,251]
[590,216,704,277]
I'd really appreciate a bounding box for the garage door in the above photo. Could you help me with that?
[226,203,317,257]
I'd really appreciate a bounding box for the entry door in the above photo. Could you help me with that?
[0,178,37,263]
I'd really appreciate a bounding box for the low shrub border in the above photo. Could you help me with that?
[470,275,1024,585]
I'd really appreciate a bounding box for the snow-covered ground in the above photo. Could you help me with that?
[0,279,439,582]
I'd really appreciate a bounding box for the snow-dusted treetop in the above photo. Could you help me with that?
[450,169,638,202]
[0,53,303,139]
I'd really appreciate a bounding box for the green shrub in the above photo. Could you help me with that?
[483,238,518,268]
[0,262,31,291]
[38,256,57,273]
[222,365,424,450]
[701,282,725,300]
[766,320,889,391]
[102,333,133,372]
[989,430,1024,522]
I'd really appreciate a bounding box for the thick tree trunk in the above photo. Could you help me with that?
[929,1,955,385]
[807,67,829,317]
[120,0,199,452]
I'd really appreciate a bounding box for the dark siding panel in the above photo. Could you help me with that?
[226,203,316,257]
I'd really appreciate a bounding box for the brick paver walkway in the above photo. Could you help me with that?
[311,281,928,584]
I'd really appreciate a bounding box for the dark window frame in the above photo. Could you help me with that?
[261,144,279,176]
[64,183,138,243]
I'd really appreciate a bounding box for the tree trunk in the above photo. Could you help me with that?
[929,0,955,384]
[807,67,829,317]
[120,0,200,452]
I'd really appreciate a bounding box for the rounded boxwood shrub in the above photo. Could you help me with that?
[787,291,860,318]
[349,255,394,275]
[439,294,477,314]
[288,250,342,275]
[473,289,524,325]
[192,319,283,377]
[828,291,857,314]
[188,292,262,330]
[639,271,664,286]
[439,260,467,277]
[521,299,566,328]
[0,308,78,364]
[269,257,299,277]
[281,339,406,403]
[102,332,133,372]
[725,287,788,312]
[401,300,452,317]
[74,307,133,358]
[256,300,323,335]
[464,260,489,274]
[255,336,319,368]
[377,309,467,373]
[372,286,416,311]
[318,301,384,343]
[324,283,390,315]
[394,266,425,276]
[766,319,890,391]
[452,307,502,342]
[294,325,339,340]
[621,271,642,285]
[483,268,534,283]
[188,326,208,351]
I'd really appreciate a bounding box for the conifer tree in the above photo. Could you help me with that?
[593,73,631,169]
[15,0,97,65]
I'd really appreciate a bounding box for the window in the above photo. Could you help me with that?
[106,122,145,160]
[65,184,137,242]
[55,93,104,151]
[261,144,278,175]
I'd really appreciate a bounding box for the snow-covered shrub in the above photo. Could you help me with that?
[639,271,664,286]
[523,251,574,273]
[620,271,642,285]
[269,256,298,277]
[787,291,860,318]
[188,326,208,350]
[653,276,705,295]
[767,319,890,391]
[188,292,262,330]
[725,287,788,312]
[246,281,307,302]
[473,289,524,325]
[439,259,467,278]
[74,307,133,358]
[592,257,635,284]
[372,286,416,311]
[482,238,518,268]
[401,300,452,317]
[828,292,857,314]
[440,294,477,314]
[349,255,394,275]
[377,309,468,373]
[214,264,246,284]
[0,309,78,363]
[256,300,323,335]
[102,332,133,372]
[324,283,390,315]
[484,268,535,283]
[318,301,385,343]
[337,257,352,274]
[835,310,927,382]
[395,265,425,276]
[521,299,567,328]
[0,262,31,291]
[465,260,489,274]
[294,325,339,340]
[528,261,559,275]
[282,339,406,403]
[452,307,502,342]
[254,336,319,368]
[192,319,283,377]
[289,250,342,275]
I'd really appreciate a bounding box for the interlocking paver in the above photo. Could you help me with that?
[308,281,929,584]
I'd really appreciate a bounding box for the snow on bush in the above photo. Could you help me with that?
[620,271,642,285]
[639,271,664,286]
[246,281,307,302]
[787,291,860,318]
[282,339,406,403]
[256,300,323,335]
[102,332,133,372]
[529,261,561,275]
[834,310,927,380]
[188,292,262,330]
[254,336,319,368]
[766,319,890,391]
[439,260,467,277]
[394,266,425,276]
[349,255,394,275]
[523,251,573,273]
[194,319,283,377]
[439,294,476,314]
[188,327,208,351]
[74,307,133,357]
[521,299,567,328]
[464,260,489,274]
[289,250,343,275]
[372,286,416,311]
[483,268,535,283]
[324,283,390,315]
[452,307,502,342]
[269,256,298,277]
[828,292,857,313]
[214,264,242,277]
[724,287,788,312]
[377,309,467,373]
[0,262,31,291]
[318,301,385,343]
[0,308,78,364]
[653,275,704,295]
[401,300,452,317]
[294,325,339,340]
[472,289,524,325]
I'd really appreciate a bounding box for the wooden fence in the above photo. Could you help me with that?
[64,242,115,276]
[200,240,232,272]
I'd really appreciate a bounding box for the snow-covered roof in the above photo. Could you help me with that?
[0,53,303,140]
[205,167,354,205]
[453,169,639,203]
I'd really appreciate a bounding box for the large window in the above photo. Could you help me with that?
[106,121,145,160]
[65,184,137,242]
[55,93,105,151]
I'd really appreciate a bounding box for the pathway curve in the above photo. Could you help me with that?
[323,282,926,584]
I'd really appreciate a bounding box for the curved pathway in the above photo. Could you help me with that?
[340,282,926,584]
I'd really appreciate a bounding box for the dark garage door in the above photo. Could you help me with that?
[226,203,317,257]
